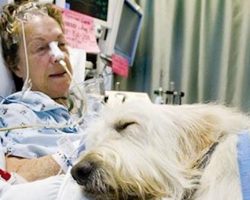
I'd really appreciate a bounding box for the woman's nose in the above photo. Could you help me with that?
[49,41,65,63]
[50,54,61,64]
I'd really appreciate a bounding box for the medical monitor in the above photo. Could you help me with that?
[114,0,143,66]
[63,0,114,28]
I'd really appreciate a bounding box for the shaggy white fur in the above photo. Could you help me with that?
[71,101,250,200]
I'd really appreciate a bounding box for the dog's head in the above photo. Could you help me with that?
[71,102,249,199]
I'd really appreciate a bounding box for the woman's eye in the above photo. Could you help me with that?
[37,46,46,51]
[35,45,48,53]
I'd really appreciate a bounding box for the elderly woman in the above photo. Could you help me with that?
[0,0,97,198]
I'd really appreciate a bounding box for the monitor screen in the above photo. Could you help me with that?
[114,0,143,66]
[65,0,108,21]
[65,0,112,28]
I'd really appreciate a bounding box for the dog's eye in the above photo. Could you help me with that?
[114,121,136,132]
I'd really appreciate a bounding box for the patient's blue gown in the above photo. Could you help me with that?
[0,91,99,200]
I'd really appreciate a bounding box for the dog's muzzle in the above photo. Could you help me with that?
[71,161,94,186]
[71,159,116,199]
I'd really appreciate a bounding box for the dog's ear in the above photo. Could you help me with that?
[187,113,221,148]
[177,113,221,162]
[159,104,225,162]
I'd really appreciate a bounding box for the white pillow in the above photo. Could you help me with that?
[69,47,86,87]
[0,41,15,98]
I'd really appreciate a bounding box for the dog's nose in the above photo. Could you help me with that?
[71,161,93,185]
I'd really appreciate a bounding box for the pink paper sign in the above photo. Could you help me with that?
[61,9,100,53]
[112,54,129,77]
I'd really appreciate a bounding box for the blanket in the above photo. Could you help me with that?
[237,131,250,200]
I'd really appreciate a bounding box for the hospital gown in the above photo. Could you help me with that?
[0,91,98,199]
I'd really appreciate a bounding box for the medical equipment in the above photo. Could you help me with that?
[49,41,65,62]
[166,81,175,104]
[49,41,75,91]
[57,0,143,91]
[113,0,143,66]
[154,87,164,104]
[153,82,185,105]
[62,0,113,28]
[19,19,32,98]
[166,90,185,105]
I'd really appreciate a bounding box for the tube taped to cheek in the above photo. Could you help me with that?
[49,41,65,61]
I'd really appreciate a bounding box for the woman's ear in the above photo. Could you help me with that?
[13,64,25,79]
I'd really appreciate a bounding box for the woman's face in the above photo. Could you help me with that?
[15,14,72,99]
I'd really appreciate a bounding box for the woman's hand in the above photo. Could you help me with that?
[5,155,61,181]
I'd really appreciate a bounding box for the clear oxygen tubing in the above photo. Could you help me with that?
[19,19,32,98]
[49,41,87,125]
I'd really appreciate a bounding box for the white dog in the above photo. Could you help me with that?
[71,101,250,200]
